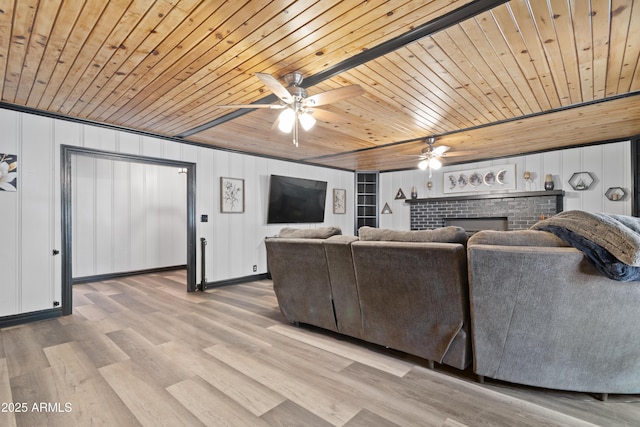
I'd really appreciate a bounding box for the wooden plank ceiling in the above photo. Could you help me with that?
[1,0,639,171]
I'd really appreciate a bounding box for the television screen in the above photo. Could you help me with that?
[267,175,327,224]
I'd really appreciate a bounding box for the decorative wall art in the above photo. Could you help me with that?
[333,188,346,214]
[568,172,596,191]
[0,153,17,192]
[381,202,392,214]
[605,187,627,201]
[394,188,406,200]
[443,164,516,194]
[220,177,244,213]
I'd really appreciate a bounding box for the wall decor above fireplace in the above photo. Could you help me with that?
[443,164,516,194]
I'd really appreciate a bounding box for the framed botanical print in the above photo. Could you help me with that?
[0,153,17,192]
[220,177,244,213]
[333,188,346,214]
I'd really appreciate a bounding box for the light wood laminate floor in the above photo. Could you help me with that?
[1,270,639,426]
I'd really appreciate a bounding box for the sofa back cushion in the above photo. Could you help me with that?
[358,226,467,244]
[350,240,470,369]
[278,226,342,239]
[468,229,568,247]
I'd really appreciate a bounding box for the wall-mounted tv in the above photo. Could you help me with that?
[267,175,327,224]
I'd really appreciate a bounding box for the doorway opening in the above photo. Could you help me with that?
[60,145,197,315]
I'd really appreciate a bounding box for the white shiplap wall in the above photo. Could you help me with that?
[379,141,632,230]
[0,108,354,317]
[72,156,187,278]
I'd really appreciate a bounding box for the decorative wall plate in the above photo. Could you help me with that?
[448,175,457,190]
[458,173,468,188]
[483,171,496,186]
[469,172,483,187]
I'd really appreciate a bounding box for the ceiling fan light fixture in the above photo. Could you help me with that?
[298,111,316,131]
[429,157,442,170]
[418,159,428,170]
[277,108,295,133]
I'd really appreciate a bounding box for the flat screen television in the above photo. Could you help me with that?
[267,175,327,224]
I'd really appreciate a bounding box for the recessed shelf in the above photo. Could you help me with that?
[605,187,627,201]
[356,172,379,234]
[568,172,595,191]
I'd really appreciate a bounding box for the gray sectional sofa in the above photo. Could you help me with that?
[265,226,473,370]
[266,220,640,396]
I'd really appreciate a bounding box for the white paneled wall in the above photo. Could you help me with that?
[199,149,355,281]
[0,113,57,315]
[379,141,632,230]
[72,156,187,278]
[0,108,354,318]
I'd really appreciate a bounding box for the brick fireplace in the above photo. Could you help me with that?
[406,190,564,231]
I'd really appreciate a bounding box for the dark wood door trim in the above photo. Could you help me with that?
[60,145,197,315]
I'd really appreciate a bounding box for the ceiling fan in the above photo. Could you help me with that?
[417,137,475,177]
[217,72,364,146]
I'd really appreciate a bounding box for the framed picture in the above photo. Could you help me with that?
[333,188,346,214]
[0,153,17,192]
[443,164,516,194]
[220,177,244,213]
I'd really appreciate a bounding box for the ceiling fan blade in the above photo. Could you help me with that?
[304,85,364,107]
[441,150,476,157]
[216,104,285,109]
[309,108,351,123]
[256,73,293,103]
[432,145,450,155]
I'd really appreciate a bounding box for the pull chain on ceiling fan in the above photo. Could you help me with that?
[216,71,364,147]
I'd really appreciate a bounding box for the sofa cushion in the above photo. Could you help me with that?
[326,235,359,244]
[468,229,569,247]
[277,226,342,239]
[358,226,467,244]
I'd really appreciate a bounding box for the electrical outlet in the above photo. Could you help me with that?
[252,265,257,272]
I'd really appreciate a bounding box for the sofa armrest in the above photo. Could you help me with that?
[265,238,337,331]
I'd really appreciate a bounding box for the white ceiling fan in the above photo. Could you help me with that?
[417,137,475,177]
[217,72,364,146]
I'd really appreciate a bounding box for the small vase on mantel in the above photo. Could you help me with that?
[544,174,555,191]
[411,186,418,199]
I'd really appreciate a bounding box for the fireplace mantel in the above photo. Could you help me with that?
[406,190,565,231]
[405,190,565,204]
